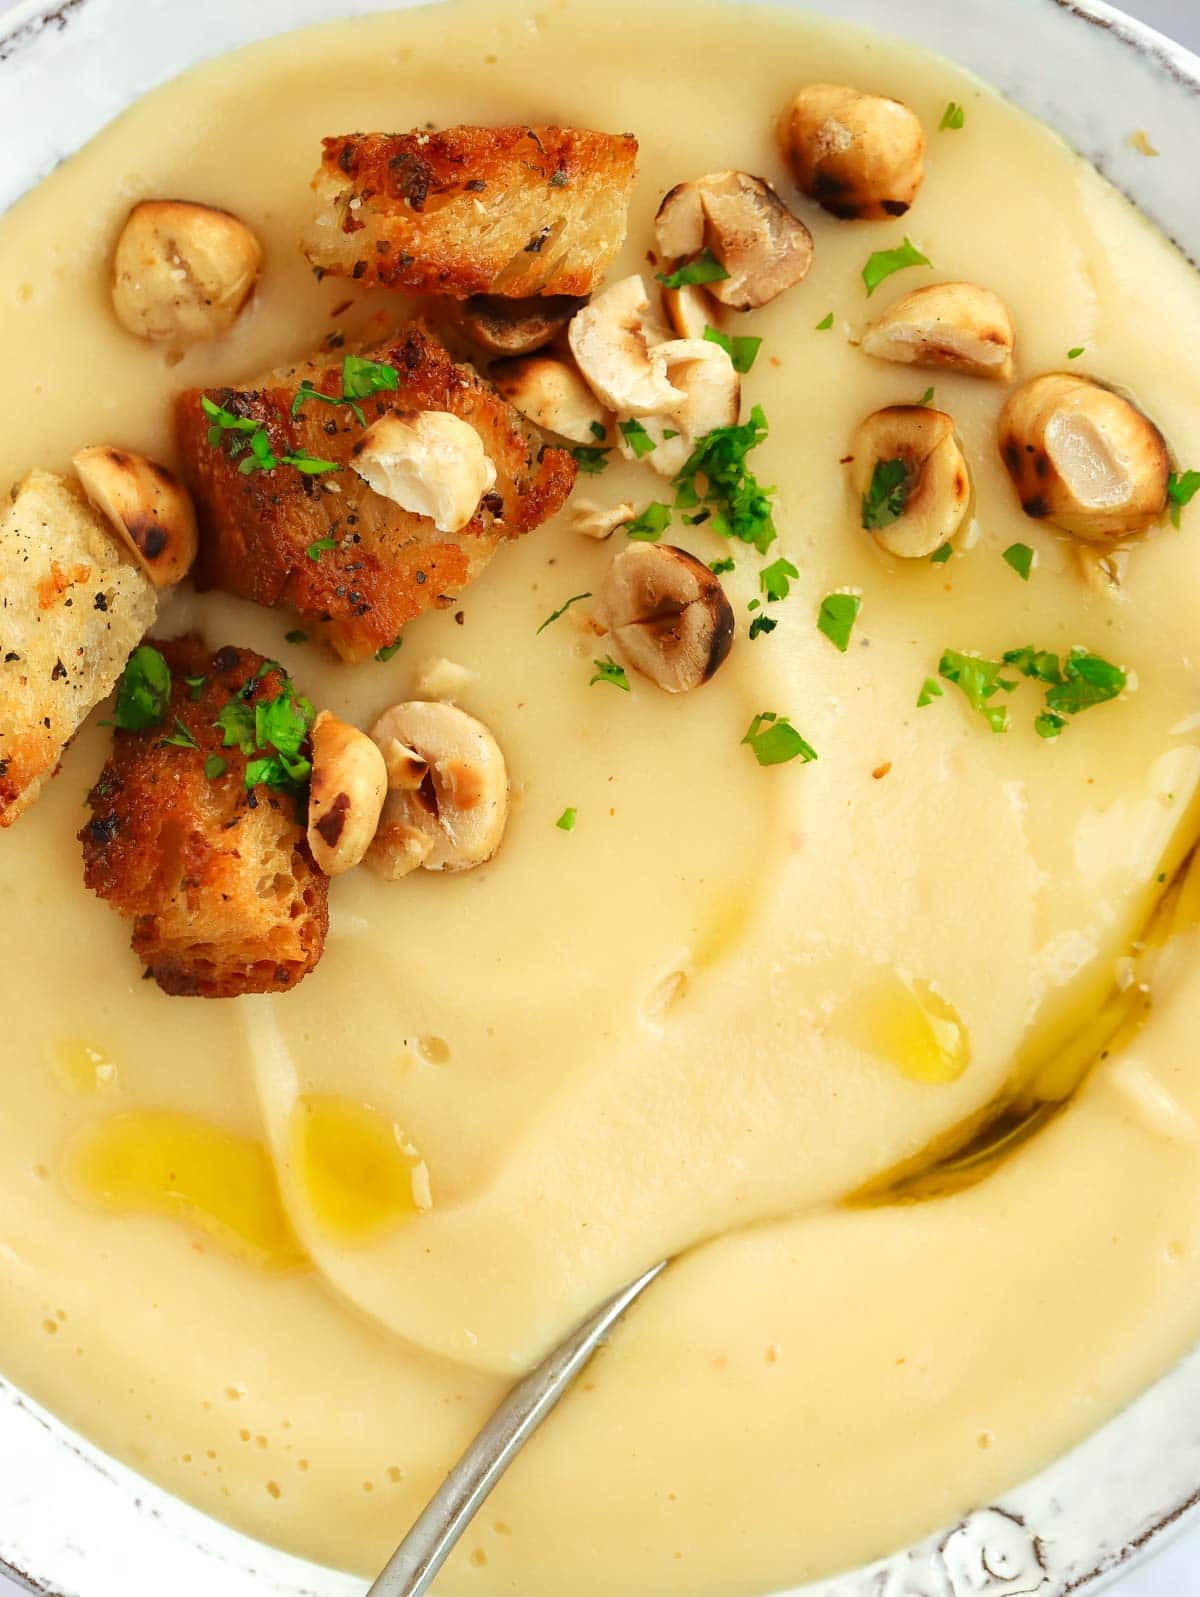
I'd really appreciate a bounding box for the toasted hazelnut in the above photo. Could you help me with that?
[852,405,971,558]
[600,543,734,692]
[491,355,611,444]
[998,373,1169,540]
[350,411,496,534]
[306,710,388,877]
[569,499,635,540]
[861,282,1015,380]
[780,84,925,221]
[567,275,684,416]
[655,172,814,311]
[367,700,508,877]
[455,293,587,356]
[616,339,740,477]
[110,199,262,343]
[72,445,197,587]
[661,282,712,341]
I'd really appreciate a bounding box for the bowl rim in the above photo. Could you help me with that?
[1,1,1200,1595]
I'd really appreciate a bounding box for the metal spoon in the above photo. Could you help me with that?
[365,1260,667,1597]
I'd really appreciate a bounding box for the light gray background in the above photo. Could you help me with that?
[0,0,1197,1592]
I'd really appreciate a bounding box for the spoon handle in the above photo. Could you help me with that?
[365,1260,667,1597]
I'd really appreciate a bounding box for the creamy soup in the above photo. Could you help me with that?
[2,1,1200,1592]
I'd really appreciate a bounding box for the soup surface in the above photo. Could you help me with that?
[2,1,1200,1592]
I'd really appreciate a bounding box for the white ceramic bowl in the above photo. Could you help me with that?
[2,2,1199,1594]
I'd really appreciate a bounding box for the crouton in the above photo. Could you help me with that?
[302,126,638,298]
[80,638,329,998]
[175,323,576,662]
[0,471,156,828]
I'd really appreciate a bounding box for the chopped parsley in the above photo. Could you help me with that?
[939,101,965,131]
[157,716,199,750]
[204,755,228,782]
[657,249,730,290]
[619,418,656,459]
[742,712,817,767]
[113,645,172,732]
[537,592,592,634]
[285,630,309,645]
[307,536,339,561]
[1067,346,1085,360]
[816,312,835,331]
[555,807,578,832]
[571,445,610,475]
[201,396,339,478]
[182,672,207,700]
[239,678,316,794]
[1002,542,1035,580]
[590,656,630,691]
[862,237,932,297]
[214,699,257,756]
[1167,469,1200,527]
[673,404,776,554]
[759,556,799,602]
[589,420,607,441]
[341,355,400,400]
[938,649,1013,733]
[929,542,953,564]
[1035,711,1067,739]
[861,457,911,530]
[915,386,935,406]
[626,502,672,541]
[748,613,777,640]
[1002,646,1063,684]
[1043,649,1126,716]
[817,592,861,653]
[917,676,944,707]
[709,556,735,574]
[374,635,403,662]
[703,325,762,374]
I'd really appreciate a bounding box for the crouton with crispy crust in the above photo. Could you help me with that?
[176,324,576,662]
[302,126,638,298]
[0,471,156,828]
[80,638,329,998]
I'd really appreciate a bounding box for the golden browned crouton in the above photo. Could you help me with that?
[176,324,576,662]
[80,638,329,998]
[0,471,156,828]
[302,126,638,298]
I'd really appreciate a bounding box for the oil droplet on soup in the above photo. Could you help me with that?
[289,1094,430,1242]
[834,973,970,1084]
[61,1112,305,1270]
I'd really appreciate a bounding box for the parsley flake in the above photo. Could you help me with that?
[590,656,630,691]
[555,807,578,832]
[939,101,965,131]
[816,312,835,331]
[589,420,607,441]
[182,672,207,700]
[214,700,256,756]
[284,630,309,645]
[1002,542,1035,580]
[1044,648,1126,715]
[938,649,1012,733]
[817,592,861,652]
[760,556,799,602]
[1067,346,1085,360]
[626,502,672,541]
[657,249,730,289]
[341,355,400,400]
[709,556,735,574]
[204,755,228,781]
[929,542,953,564]
[703,325,762,374]
[114,645,172,732]
[619,418,657,459]
[307,537,338,561]
[1167,469,1200,527]
[374,635,403,662]
[916,386,935,406]
[673,404,776,554]
[202,395,339,478]
[917,676,943,707]
[862,458,911,530]
[862,237,932,297]
[537,592,592,634]
[158,716,199,750]
[742,712,817,767]
[748,614,777,640]
[571,445,610,475]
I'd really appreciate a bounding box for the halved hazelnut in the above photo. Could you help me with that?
[367,700,508,877]
[861,282,1015,380]
[110,199,262,343]
[491,355,611,444]
[307,710,388,877]
[455,293,586,357]
[350,411,496,534]
[654,172,814,311]
[780,84,925,221]
[600,543,734,692]
[661,282,712,341]
[851,405,971,558]
[998,373,1168,540]
[567,276,683,415]
[616,339,740,477]
[570,499,635,540]
[72,445,198,587]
